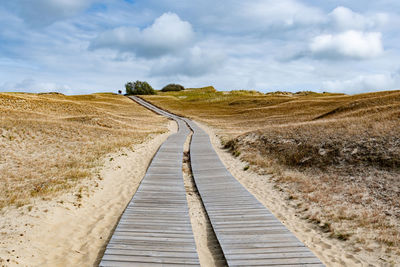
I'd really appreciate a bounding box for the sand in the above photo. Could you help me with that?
[194,121,386,267]
[0,121,176,267]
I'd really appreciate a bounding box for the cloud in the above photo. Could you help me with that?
[330,6,389,31]
[196,0,326,36]
[90,12,194,58]
[0,78,72,94]
[323,72,400,93]
[282,7,390,62]
[150,46,225,77]
[1,0,98,27]
[310,30,384,60]
[243,0,326,28]
[1,1,400,95]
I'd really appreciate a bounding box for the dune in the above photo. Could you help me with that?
[1,90,399,266]
[0,93,172,266]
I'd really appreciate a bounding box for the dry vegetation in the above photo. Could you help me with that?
[143,87,400,263]
[0,92,168,210]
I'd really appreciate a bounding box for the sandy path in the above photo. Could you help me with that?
[195,121,368,267]
[0,121,176,267]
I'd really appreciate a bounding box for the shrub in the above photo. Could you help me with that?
[125,81,155,95]
[161,83,185,92]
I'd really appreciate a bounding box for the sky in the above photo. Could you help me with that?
[1,0,400,95]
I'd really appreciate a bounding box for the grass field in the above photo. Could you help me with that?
[0,92,168,210]
[143,87,400,258]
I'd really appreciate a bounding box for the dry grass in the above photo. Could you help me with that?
[143,88,400,257]
[0,92,168,209]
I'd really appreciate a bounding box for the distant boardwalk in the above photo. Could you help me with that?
[100,96,324,266]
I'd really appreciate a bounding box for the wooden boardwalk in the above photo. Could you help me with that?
[100,96,324,266]
[99,97,200,266]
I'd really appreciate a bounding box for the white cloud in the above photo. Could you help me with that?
[330,6,389,31]
[90,13,194,58]
[243,0,326,27]
[323,73,400,93]
[2,0,98,26]
[150,46,226,77]
[310,30,383,59]
[0,78,72,94]
[184,0,326,37]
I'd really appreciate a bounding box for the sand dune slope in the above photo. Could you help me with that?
[0,122,175,266]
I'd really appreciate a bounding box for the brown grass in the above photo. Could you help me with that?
[0,92,168,209]
[143,88,400,258]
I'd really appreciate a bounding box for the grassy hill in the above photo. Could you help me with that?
[143,87,400,256]
[0,93,168,209]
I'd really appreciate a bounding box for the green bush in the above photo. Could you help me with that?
[161,83,185,92]
[125,81,155,95]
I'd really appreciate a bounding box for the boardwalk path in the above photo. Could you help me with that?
[100,98,199,266]
[101,96,324,266]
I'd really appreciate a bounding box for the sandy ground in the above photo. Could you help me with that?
[0,121,176,267]
[182,133,227,267]
[194,121,389,267]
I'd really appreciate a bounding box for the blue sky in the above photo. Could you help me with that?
[1,0,400,94]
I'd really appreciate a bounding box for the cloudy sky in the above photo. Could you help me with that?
[1,0,400,94]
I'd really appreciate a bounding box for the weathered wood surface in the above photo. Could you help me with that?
[100,96,199,266]
[128,96,324,266]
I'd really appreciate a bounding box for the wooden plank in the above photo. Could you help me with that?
[227,257,323,265]
[105,243,199,252]
[100,260,197,267]
[225,246,312,255]
[102,254,200,264]
[227,252,317,260]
